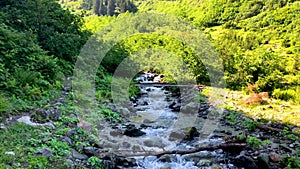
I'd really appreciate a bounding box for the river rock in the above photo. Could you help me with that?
[101,141,120,150]
[70,148,88,160]
[234,155,258,169]
[0,123,7,130]
[199,103,209,112]
[122,142,131,148]
[211,165,224,169]
[183,127,199,141]
[257,153,270,169]
[17,116,54,128]
[124,125,146,137]
[269,152,281,162]
[119,108,131,118]
[143,136,166,148]
[34,148,52,157]
[143,119,153,124]
[183,151,215,162]
[83,147,96,156]
[130,97,138,103]
[181,102,198,114]
[102,160,115,169]
[159,154,175,163]
[59,136,73,146]
[65,128,77,137]
[4,151,15,156]
[169,131,185,141]
[77,121,92,132]
[117,157,136,168]
[160,164,171,169]
[110,130,123,137]
[197,159,212,167]
[36,107,61,121]
[169,101,180,112]
[103,153,136,168]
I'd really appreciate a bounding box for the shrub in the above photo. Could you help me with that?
[247,136,263,149]
[273,87,300,103]
[88,156,103,168]
[280,155,300,169]
[0,95,9,113]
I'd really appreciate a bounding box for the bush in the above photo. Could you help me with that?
[273,87,299,103]
[247,136,263,149]
[0,95,9,113]
[88,156,103,169]
[280,155,300,169]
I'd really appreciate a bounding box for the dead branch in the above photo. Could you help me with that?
[114,143,247,157]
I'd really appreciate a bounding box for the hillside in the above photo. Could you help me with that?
[0,0,299,168]
[137,0,300,101]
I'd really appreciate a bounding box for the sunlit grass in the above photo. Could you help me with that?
[203,87,300,126]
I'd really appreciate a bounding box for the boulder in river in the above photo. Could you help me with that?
[183,127,200,141]
[233,154,258,169]
[143,136,166,148]
[124,124,146,137]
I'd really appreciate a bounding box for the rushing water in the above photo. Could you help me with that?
[97,72,237,169]
[127,73,232,169]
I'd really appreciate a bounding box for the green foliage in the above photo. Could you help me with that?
[87,156,103,168]
[280,127,291,136]
[60,0,137,16]
[84,15,116,33]
[0,123,53,168]
[245,120,258,131]
[196,93,207,102]
[138,0,300,103]
[0,95,9,114]
[262,139,273,145]
[225,110,239,125]
[280,155,300,169]
[236,134,246,140]
[42,139,70,157]
[247,136,263,149]
[28,156,49,169]
[1,0,91,65]
[287,134,298,141]
[102,33,208,84]
[273,87,300,103]
[247,136,275,149]
[102,108,122,123]
[58,115,80,126]
[0,24,59,95]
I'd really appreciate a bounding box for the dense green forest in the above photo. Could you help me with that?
[59,0,137,16]
[0,0,91,113]
[80,0,300,102]
[0,0,300,168]
[137,0,300,96]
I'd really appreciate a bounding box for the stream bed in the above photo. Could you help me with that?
[97,72,239,169]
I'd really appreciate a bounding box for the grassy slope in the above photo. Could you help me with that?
[136,0,300,126]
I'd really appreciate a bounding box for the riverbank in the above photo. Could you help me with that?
[0,74,299,169]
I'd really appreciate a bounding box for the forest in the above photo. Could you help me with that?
[0,0,299,168]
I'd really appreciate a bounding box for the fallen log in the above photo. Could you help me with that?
[257,124,300,136]
[114,143,247,157]
[257,124,282,132]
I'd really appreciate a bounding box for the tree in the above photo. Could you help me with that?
[107,0,116,16]
[93,0,101,15]
[1,0,91,65]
